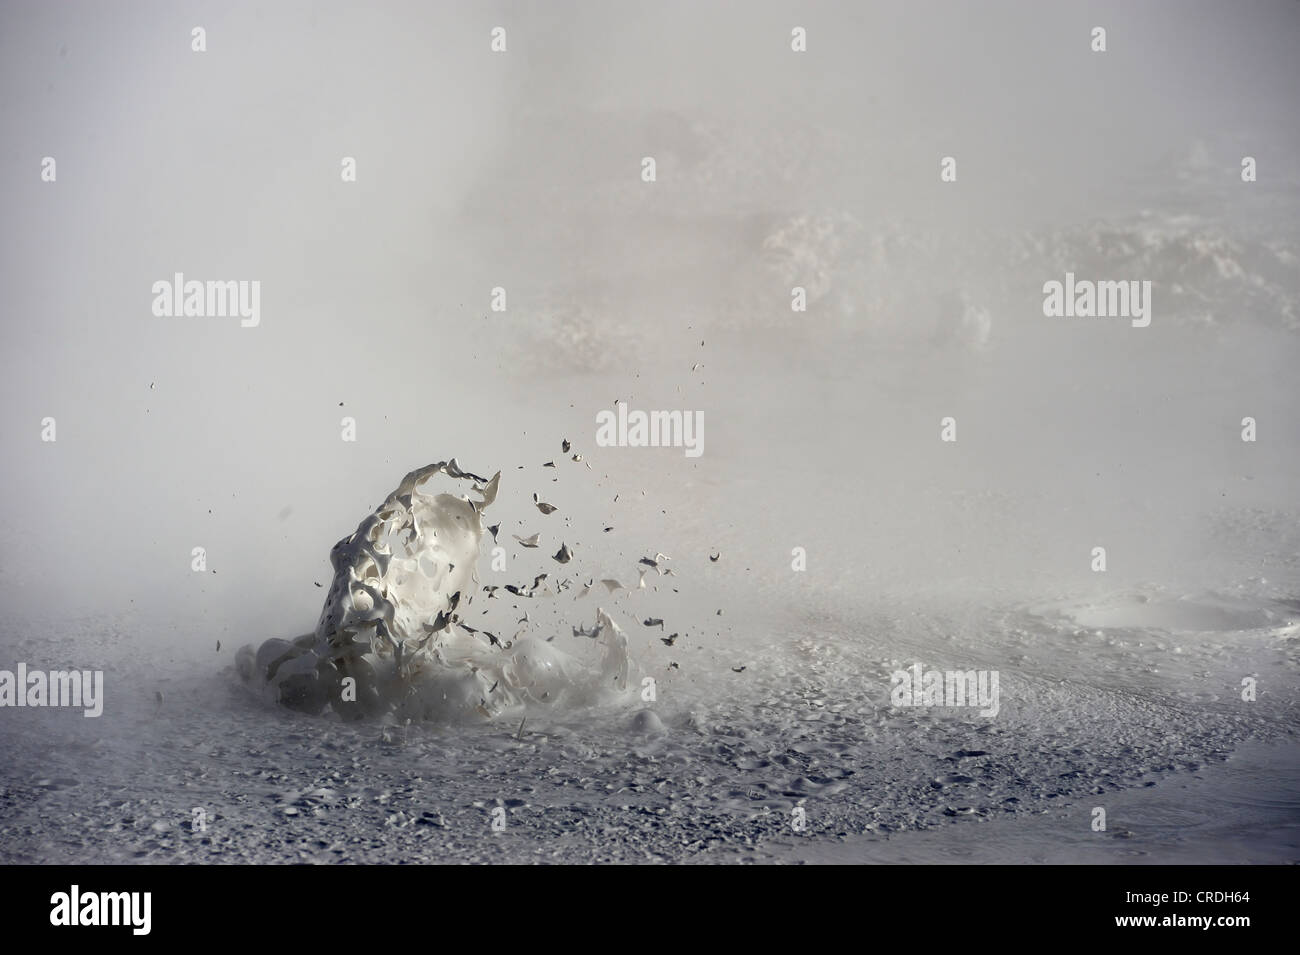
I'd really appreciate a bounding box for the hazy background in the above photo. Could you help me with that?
[1,0,1299,868]
[1,0,1297,649]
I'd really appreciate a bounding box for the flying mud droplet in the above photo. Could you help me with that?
[639,553,672,574]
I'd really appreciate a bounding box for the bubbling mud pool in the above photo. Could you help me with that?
[237,461,633,722]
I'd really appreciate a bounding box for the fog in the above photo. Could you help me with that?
[2,0,1299,868]
[1,0,1297,657]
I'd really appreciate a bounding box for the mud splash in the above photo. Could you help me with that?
[237,461,631,722]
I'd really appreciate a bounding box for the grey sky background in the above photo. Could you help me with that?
[1,1,1297,645]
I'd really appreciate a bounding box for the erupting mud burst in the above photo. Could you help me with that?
[236,461,632,723]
